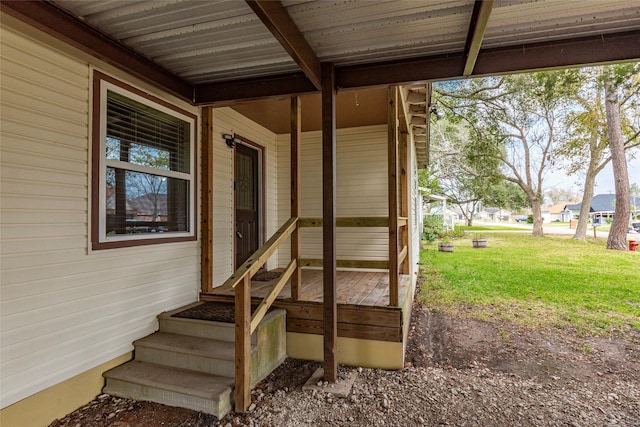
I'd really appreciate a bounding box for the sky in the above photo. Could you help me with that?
[545,156,640,197]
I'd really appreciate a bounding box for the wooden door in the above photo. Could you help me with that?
[235,143,259,268]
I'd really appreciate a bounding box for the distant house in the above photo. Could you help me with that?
[564,194,640,221]
[545,202,577,222]
[483,207,512,221]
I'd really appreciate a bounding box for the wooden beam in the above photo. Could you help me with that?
[300,259,389,270]
[291,96,302,301]
[424,83,432,168]
[322,62,338,383]
[201,107,214,293]
[194,73,316,105]
[250,258,297,333]
[388,86,399,307]
[398,245,408,267]
[463,0,494,76]
[218,217,297,290]
[299,217,390,228]
[337,30,640,89]
[201,294,404,330]
[234,275,251,412]
[246,1,322,90]
[474,30,640,75]
[0,1,193,102]
[193,30,640,104]
[399,132,410,275]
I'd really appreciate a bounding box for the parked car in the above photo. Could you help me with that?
[632,222,640,232]
[515,217,528,223]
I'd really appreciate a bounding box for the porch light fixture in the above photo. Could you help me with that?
[222,133,240,148]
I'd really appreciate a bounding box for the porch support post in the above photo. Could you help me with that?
[388,86,399,307]
[234,275,251,412]
[400,131,410,275]
[291,96,302,300]
[201,106,214,293]
[321,62,338,383]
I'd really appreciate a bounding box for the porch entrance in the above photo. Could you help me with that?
[234,141,261,268]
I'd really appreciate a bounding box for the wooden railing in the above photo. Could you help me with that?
[216,214,406,410]
[216,217,298,412]
[299,216,407,306]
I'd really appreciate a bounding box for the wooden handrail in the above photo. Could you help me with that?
[398,245,408,266]
[300,216,389,227]
[219,217,297,291]
[227,217,298,413]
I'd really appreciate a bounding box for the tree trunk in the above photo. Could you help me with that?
[573,170,597,241]
[531,197,544,237]
[604,78,631,250]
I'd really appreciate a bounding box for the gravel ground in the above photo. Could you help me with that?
[50,301,640,427]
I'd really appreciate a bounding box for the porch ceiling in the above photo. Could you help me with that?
[9,0,638,102]
[3,0,639,168]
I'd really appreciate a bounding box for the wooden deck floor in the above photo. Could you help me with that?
[200,270,414,343]
[206,269,412,307]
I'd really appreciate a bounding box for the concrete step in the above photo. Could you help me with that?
[158,303,256,345]
[103,304,287,419]
[103,360,234,418]
[134,332,257,378]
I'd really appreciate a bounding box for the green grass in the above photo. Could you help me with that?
[456,225,525,231]
[419,233,640,336]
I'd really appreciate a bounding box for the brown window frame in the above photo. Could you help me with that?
[91,71,197,250]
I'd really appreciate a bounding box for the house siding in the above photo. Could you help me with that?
[410,137,421,277]
[211,107,278,286]
[277,125,389,267]
[0,20,200,410]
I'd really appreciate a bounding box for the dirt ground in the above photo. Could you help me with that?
[50,300,640,427]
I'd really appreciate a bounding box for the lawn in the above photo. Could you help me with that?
[419,233,640,335]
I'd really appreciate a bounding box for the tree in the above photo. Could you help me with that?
[545,187,578,205]
[435,70,579,236]
[483,181,529,213]
[557,64,640,241]
[429,117,501,226]
[604,67,634,250]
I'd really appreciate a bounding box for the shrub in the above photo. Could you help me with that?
[450,227,466,238]
[423,215,446,243]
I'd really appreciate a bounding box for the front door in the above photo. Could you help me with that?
[235,142,260,268]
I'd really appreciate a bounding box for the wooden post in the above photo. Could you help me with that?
[201,107,214,293]
[291,96,302,300]
[400,132,410,275]
[322,62,338,383]
[388,86,399,307]
[234,275,251,412]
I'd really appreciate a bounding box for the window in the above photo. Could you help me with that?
[92,72,196,249]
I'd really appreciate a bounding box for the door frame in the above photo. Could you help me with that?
[233,134,266,270]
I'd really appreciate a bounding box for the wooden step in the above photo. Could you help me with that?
[134,332,257,378]
[103,361,234,417]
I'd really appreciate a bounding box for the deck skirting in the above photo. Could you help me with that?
[199,294,404,343]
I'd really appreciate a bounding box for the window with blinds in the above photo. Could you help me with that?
[92,73,196,249]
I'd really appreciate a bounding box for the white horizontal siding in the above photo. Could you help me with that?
[0,22,200,408]
[211,107,278,286]
[410,137,420,276]
[277,125,389,267]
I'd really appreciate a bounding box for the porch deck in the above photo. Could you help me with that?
[200,270,414,344]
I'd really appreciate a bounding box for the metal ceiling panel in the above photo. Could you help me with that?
[56,0,297,83]
[284,0,475,65]
[52,0,639,87]
[484,0,640,48]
